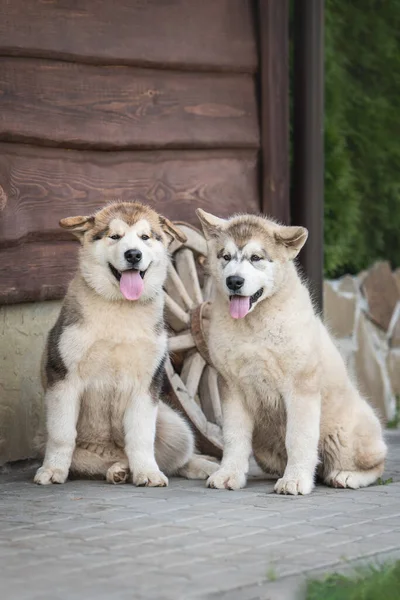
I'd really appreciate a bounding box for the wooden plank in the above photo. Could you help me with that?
[0,241,78,304]
[0,58,259,150]
[257,0,290,223]
[0,145,259,248]
[0,0,257,73]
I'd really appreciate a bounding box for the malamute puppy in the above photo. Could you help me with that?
[197,209,387,495]
[34,202,218,486]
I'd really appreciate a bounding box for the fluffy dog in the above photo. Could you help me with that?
[197,209,387,495]
[34,202,218,486]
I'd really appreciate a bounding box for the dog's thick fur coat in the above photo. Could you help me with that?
[35,202,217,486]
[197,209,387,495]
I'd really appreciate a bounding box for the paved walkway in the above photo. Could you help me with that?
[1,431,400,600]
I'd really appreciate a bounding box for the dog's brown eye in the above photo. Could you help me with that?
[251,255,261,262]
[110,234,121,241]
[223,254,231,261]
[141,234,150,241]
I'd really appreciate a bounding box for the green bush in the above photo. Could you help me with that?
[317,1,400,277]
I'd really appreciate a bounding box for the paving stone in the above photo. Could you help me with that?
[0,434,399,600]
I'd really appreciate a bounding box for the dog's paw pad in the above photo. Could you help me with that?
[206,469,246,490]
[133,470,168,487]
[106,463,130,485]
[34,467,68,485]
[274,475,313,496]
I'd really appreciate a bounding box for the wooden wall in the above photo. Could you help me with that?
[0,0,289,304]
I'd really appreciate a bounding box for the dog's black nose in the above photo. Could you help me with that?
[226,275,245,292]
[124,249,142,265]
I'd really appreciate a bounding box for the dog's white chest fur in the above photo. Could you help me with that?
[61,297,165,391]
[209,305,296,408]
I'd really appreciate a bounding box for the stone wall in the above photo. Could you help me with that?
[0,301,61,465]
[324,261,400,423]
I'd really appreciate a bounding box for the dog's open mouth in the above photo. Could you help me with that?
[109,263,147,301]
[229,288,263,319]
[108,263,146,282]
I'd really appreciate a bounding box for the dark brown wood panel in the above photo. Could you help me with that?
[0,241,78,304]
[0,144,259,249]
[258,0,290,223]
[0,0,257,73]
[0,59,259,150]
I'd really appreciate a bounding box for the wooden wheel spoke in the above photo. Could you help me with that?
[168,332,195,353]
[175,248,203,305]
[164,293,190,330]
[181,352,206,400]
[172,223,208,256]
[199,366,223,427]
[165,358,208,429]
[167,263,194,311]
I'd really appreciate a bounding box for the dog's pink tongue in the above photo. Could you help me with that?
[120,271,144,300]
[229,296,251,319]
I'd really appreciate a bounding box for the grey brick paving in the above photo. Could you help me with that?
[1,430,399,600]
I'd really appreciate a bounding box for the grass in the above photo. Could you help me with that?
[306,561,400,600]
[377,477,393,486]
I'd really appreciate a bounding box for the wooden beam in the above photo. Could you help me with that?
[292,0,325,311]
[257,0,290,223]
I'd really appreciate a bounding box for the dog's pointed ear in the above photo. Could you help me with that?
[158,216,187,244]
[274,225,308,259]
[196,209,227,241]
[59,215,95,240]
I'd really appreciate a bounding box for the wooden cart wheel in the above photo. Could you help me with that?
[164,222,223,458]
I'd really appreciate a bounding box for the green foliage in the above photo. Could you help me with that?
[322,1,400,276]
[377,477,393,485]
[306,561,400,600]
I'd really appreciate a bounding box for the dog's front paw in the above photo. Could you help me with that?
[34,466,68,485]
[133,470,168,487]
[206,469,246,490]
[274,473,314,496]
[106,462,130,485]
